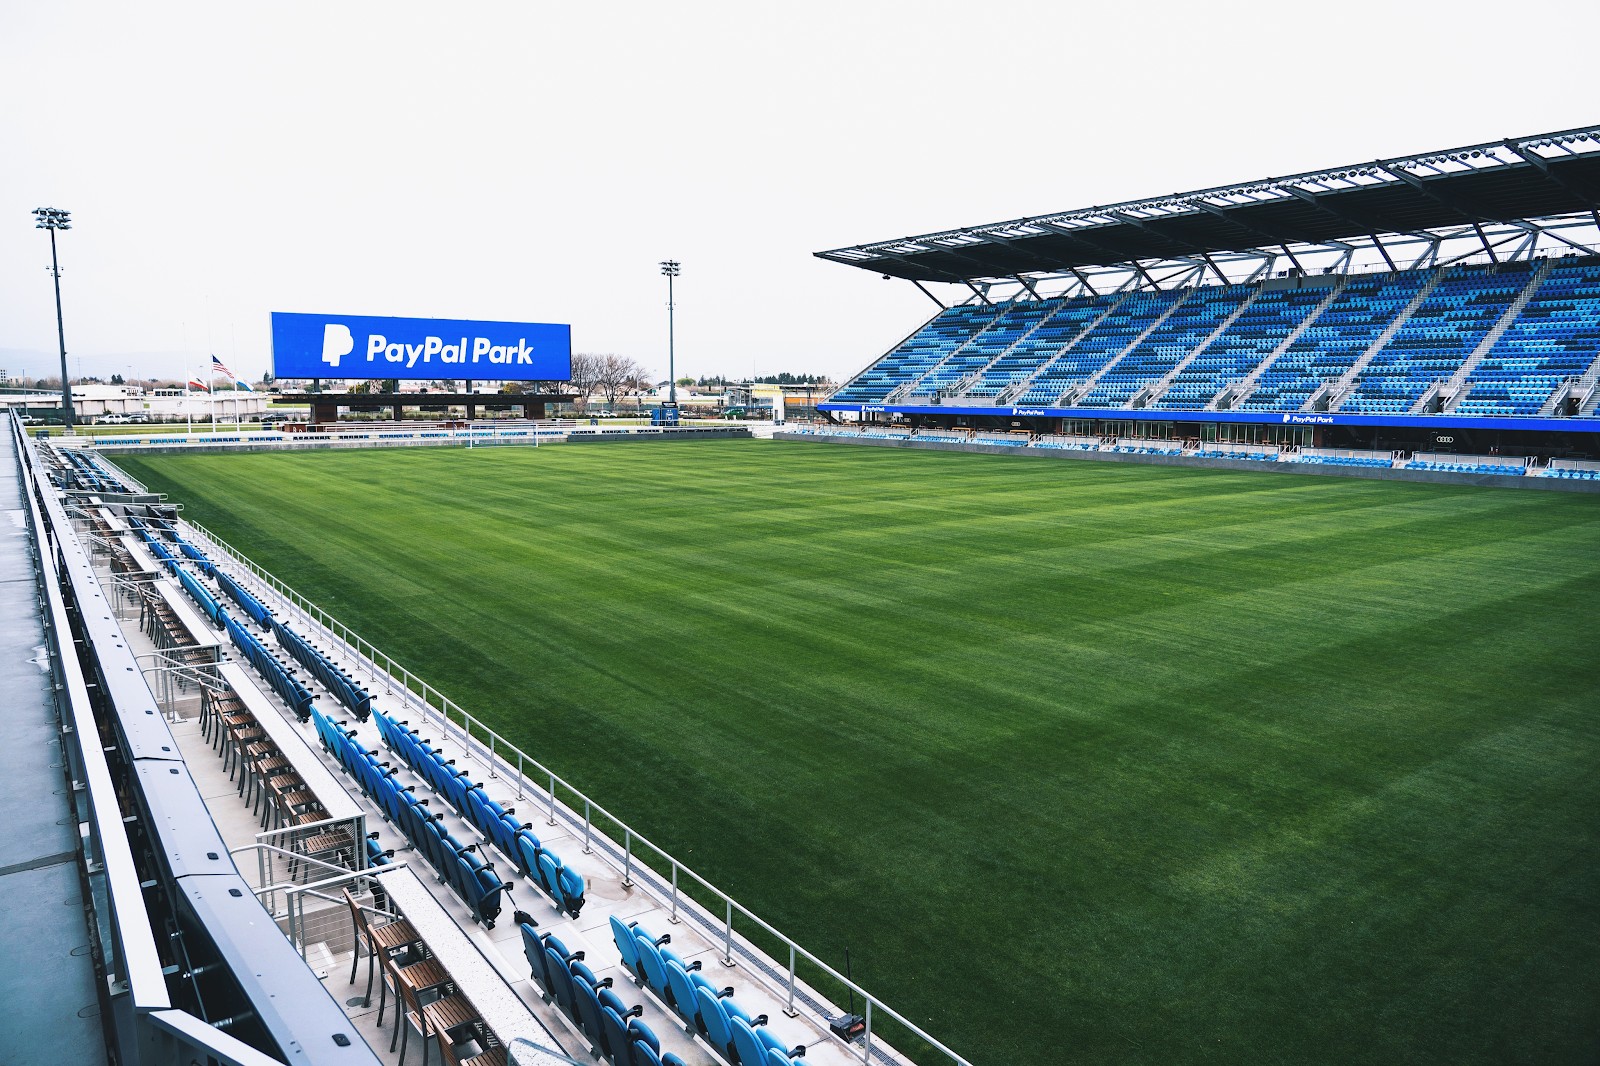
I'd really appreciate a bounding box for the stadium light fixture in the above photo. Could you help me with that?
[660,260,681,404]
[33,207,75,429]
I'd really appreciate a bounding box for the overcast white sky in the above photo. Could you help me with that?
[3,1,1596,385]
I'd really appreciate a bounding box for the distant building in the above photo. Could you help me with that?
[145,387,267,421]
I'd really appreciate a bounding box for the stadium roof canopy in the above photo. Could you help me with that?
[817,126,1600,288]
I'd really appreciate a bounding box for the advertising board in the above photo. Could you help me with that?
[271,312,572,382]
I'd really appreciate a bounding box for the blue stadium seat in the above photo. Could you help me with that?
[610,915,644,984]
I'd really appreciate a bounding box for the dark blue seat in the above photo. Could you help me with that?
[571,978,609,1058]
[543,942,581,1018]
[628,1019,660,1065]
[454,846,510,927]
[519,921,553,1002]
[600,1004,643,1066]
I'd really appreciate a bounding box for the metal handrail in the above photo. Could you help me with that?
[181,516,974,1066]
[229,842,371,887]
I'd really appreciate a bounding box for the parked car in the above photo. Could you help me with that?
[94,414,132,425]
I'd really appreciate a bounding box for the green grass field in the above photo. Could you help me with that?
[116,441,1600,1066]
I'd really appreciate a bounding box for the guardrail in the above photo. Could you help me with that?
[180,515,974,1066]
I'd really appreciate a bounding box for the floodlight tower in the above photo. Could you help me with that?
[660,259,681,403]
[33,207,74,429]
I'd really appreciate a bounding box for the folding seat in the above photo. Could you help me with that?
[437,761,474,814]
[365,835,394,868]
[662,960,707,1032]
[541,853,587,918]
[570,977,610,1057]
[457,846,511,927]
[520,921,554,1002]
[480,799,525,864]
[542,936,584,1017]
[628,1019,661,1065]
[694,985,739,1060]
[462,782,497,838]
[419,817,455,880]
[609,916,644,984]
[632,933,671,1001]
[514,825,544,880]
[730,1017,800,1064]
[600,1005,644,1066]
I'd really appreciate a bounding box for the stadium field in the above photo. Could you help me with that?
[116,441,1600,1066]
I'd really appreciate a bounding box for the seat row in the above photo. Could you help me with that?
[314,707,514,928]
[273,616,374,721]
[155,516,373,724]
[57,447,128,494]
[158,522,581,927]
[1291,454,1393,468]
[1404,460,1525,476]
[146,529,323,723]
[521,921,683,1066]
[222,611,318,721]
[372,709,588,920]
[129,518,229,625]
[217,567,274,626]
[609,917,806,1066]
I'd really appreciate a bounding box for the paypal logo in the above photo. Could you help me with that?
[271,311,571,384]
[323,324,354,368]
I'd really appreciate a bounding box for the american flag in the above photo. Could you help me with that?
[211,354,236,379]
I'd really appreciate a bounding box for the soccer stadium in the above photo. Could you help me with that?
[7,125,1600,1066]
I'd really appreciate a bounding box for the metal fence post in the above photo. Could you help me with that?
[547,773,558,826]
[292,893,308,961]
[622,829,633,888]
[515,753,524,800]
[785,945,798,1017]
[582,799,592,855]
[669,864,680,925]
[723,901,734,967]
[863,1001,873,1064]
